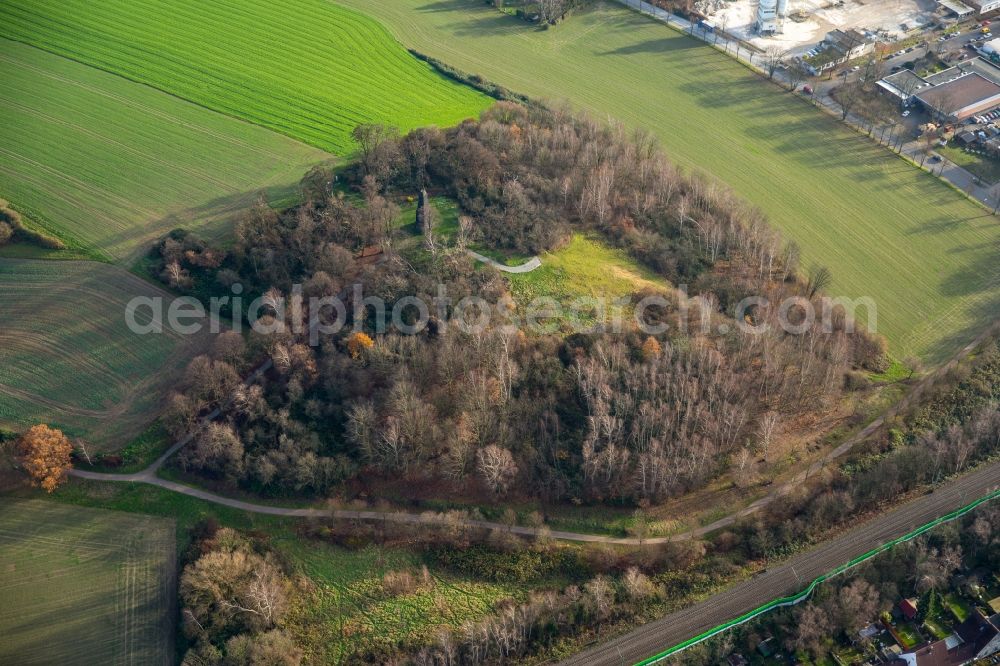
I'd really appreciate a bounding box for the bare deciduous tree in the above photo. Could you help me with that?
[351,123,400,184]
[836,81,864,120]
[476,445,518,497]
[763,47,785,80]
[758,411,780,461]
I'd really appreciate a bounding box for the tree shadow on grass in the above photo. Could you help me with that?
[414,0,537,38]
[416,0,479,10]
[904,213,998,237]
[933,227,1000,317]
[103,178,307,266]
[921,273,1000,363]
[599,36,703,56]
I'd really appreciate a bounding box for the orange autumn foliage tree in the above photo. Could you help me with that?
[641,336,662,361]
[346,331,374,358]
[16,424,73,492]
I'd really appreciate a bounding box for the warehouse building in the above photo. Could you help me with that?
[878,58,1000,121]
[965,0,1000,13]
[938,0,976,17]
[877,69,934,102]
[917,72,1000,120]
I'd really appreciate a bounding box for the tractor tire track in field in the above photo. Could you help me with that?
[0,258,212,447]
[0,94,243,192]
[0,50,311,163]
[0,334,134,391]
[0,500,175,665]
[0,161,126,234]
[0,0,490,154]
[0,147,160,220]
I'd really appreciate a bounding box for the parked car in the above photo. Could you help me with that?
[902,110,911,117]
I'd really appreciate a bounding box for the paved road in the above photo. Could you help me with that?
[560,462,1000,666]
[616,0,1000,205]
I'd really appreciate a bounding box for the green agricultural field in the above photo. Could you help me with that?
[0,0,491,156]
[0,38,329,262]
[340,0,1000,365]
[0,499,175,665]
[0,259,210,449]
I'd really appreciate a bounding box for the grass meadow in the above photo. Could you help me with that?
[11,479,531,664]
[0,259,210,449]
[341,0,1000,365]
[509,234,668,305]
[0,499,175,665]
[0,38,329,263]
[0,0,492,156]
[279,538,524,662]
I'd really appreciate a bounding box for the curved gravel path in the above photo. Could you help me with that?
[466,250,541,273]
[70,465,700,543]
[68,311,999,545]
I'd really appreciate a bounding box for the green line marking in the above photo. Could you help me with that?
[633,488,1000,665]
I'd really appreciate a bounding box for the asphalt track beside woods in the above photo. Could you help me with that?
[65,323,1000,663]
[560,464,1000,665]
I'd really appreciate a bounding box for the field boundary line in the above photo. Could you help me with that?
[0,47,320,162]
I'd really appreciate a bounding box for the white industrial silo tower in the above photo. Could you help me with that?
[756,0,779,34]
[757,0,788,35]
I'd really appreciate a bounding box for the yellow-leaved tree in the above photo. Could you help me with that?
[16,424,73,492]
[346,331,374,359]
[641,336,662,361]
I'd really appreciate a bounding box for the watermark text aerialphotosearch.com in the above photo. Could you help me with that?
[125,283,878,344]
